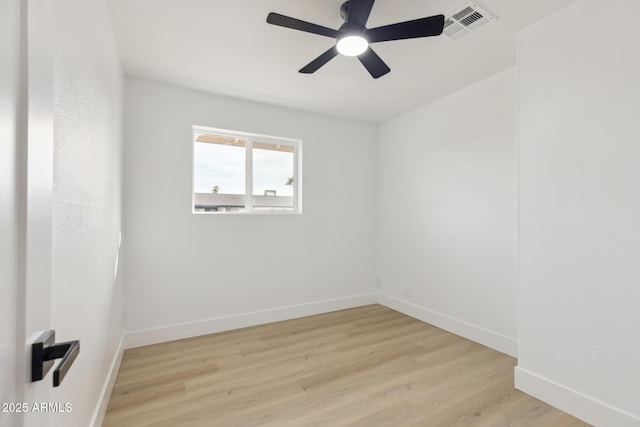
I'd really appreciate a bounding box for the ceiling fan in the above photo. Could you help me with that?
[266,0,445,79]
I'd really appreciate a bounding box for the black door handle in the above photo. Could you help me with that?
[31,330,80,387]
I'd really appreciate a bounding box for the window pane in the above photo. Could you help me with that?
[252,141,294,211]
[193,135,246,212]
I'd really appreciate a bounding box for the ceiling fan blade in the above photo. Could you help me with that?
[299,46,339,74]
[366,15,445,43]
[267,13,339,38]
[358,47,390,79]
[347,0,375,27]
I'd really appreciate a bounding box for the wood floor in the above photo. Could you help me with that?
[104,305,590,427]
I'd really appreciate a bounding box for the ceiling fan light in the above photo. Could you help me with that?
[336,35,368,57]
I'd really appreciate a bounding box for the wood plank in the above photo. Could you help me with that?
[103,305,591,427]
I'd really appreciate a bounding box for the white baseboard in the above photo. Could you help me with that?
[376,293,518,357]
[515,367,640,427]
[90,333,125,427]
[124,294,377,349]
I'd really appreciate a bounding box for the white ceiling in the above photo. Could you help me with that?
[107,0,577,123]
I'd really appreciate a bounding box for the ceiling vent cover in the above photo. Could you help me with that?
[443,3,495,41]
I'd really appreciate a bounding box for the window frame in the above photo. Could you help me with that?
[192,125,302,215]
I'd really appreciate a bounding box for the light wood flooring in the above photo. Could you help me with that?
[104,305,590,426]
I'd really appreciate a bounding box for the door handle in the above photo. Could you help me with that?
[31,330,80,387]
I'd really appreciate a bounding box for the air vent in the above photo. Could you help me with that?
[443,3,495,41]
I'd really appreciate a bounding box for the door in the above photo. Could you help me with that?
[1,1,55,427]
[0,0,21,425]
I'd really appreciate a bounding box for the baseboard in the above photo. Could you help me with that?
[124,293,377,349]
[515,367,640,427]
[376,293,518,357]
[90,333,125,427]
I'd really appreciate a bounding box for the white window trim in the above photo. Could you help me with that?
[192,125,302,215]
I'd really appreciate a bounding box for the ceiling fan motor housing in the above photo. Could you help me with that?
[340,1,351,21]
[338,0,368,43]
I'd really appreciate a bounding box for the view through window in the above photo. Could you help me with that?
[193,126,301,213]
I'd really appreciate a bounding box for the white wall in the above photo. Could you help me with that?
[123,78,377,343]
[516,1,640,425]
[376,68,518,356]
[51,0,124,426]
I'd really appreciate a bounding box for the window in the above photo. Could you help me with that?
[193,126,301,214]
